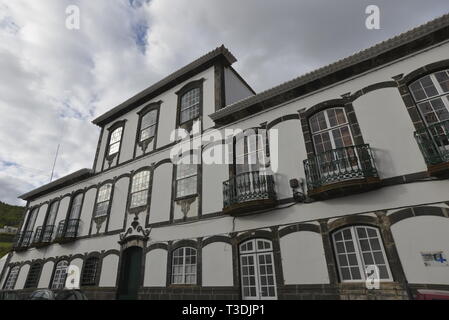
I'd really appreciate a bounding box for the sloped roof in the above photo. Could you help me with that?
[19,169,93,201]
[210,13,449,124]
[92,45,237,126]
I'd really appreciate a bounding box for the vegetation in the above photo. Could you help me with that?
[0,201,25,258]
[0,201,25,228]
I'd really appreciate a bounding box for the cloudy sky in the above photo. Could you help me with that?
[0,0,448,205]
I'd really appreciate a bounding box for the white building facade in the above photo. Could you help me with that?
[1,14,449,300]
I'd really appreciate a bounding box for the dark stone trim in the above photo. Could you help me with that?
[266,113,300,130]
[388,206,447,225]
[328,215,378,232]
[133,101,162,158]
[146,243,169,253]
[349,81,398,101]
[395,59,449,132]
[102,120,127,172]
[318,220,339,285]
[202,235,232,247]
[214,61,226,111]
[234,229,274,244]
[278,223,321,238]
[92,126,104,172]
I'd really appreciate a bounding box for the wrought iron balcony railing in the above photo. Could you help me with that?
[32,227,43,244]
[55,219,80,242]
[12,231,33,250]
[223,171,276,214]
[303,144,379,194]
[42,225,55,243]
[414,120,449,166]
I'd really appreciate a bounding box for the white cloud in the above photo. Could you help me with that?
[0,0,448,205]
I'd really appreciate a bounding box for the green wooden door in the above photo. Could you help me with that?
[117,246,143,300]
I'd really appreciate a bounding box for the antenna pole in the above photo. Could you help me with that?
[50,144,60,182]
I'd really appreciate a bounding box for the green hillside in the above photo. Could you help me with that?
[0,201,25,228]
[0,201,25,258]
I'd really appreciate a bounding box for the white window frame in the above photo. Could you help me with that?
[130,170,151,208]
[175,164,198,199]
[95,184,112,218]
[171,247,197,285]
[239,239,277,300]
[51,260,68,290]
[108,127,123,156]
[332,226,393,283]
[3,266,20,290]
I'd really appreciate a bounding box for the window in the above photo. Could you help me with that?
[51,260,68,290]
[95,184,112,217]
[69,193,83,220]
[309,108,354,154]
[176,164,197,198]
[25,263,42,289]
[409,70,449,125]
[130,170,150,208]
[171,247,197,285]
[3,266,20,290]
[108,127,123,156]
[46,201,58,226]
[239,239,277,300]
[234,129,267,176]
[180,88,200,124]
[140,110,158,142]
[24,208,39,232]
[332,226,392,282]
[81,257,99,286]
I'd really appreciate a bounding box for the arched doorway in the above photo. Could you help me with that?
[117,246,143,300]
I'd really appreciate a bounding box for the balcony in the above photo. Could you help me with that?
[12,231,33,251]
[54,219,80,244]
[31,225,54,248]
[414,120,449,177]
[303,144,381,200]
[223,171,276,216]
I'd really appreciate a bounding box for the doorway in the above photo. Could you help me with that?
[117,246,143,300]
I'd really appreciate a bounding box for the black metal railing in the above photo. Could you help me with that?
[12,231,33,250]
[223,171,276,209]
[55,219,80,241]
[414,120,449,166]
[32,227,43,244]
[303,144,378,192]
[55,220,66,239]
[42,225,55,243]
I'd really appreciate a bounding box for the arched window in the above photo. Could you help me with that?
[180,88,200,124]
[108,127,123,156]
[309,107,354,154]
[130,170,151,208]
[332,226,392,282]
[43,201,59,242]
[239,239,277,300]
[95,183,113,217]
[51,260,69,290]
[234,129,267,176]
[171,247,197,284]
[81,256,100,286]
[69,193,83,220]
[409,70,449,125]
[25,262,42,289]
[3,266,20,290]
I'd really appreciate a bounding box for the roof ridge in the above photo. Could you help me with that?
[213,13,449,116]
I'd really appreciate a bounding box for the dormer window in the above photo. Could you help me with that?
[109,127,123,156]
[180,88,200,124]
[176,79,204,131]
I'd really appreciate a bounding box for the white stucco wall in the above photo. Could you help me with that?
[224,67,254,105]
[148,163,172,224]
[14,264,30,290]
[280,231,329,285]
[144,249,167,287]
[99,254,119,287]
[38,261,54,288]
[202,242,234,287]
[391,215,449,285]
[109,176,129,231]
